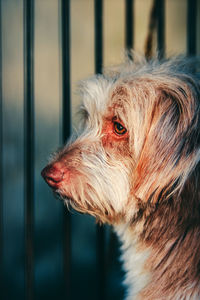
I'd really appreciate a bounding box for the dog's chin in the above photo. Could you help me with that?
[51,186,125,224]
[54,189,69,201]
[54,190,77,213]
[53,191,111,223]
[53,189,82,210]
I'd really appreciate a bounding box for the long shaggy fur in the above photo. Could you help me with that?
[42,56,200,299]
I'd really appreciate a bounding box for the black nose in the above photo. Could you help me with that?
[41,165,64,188]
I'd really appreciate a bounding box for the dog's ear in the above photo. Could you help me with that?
[132,77,200,204]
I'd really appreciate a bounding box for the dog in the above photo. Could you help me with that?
[41,56,200,299]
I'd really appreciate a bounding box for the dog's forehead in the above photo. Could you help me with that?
[80,75,133,117]
[80,75,113,113]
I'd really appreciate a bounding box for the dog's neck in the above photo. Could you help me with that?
[114,223,151,300]
[114,183,200,299]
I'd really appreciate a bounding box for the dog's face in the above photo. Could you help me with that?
[42,59,200,224]
[42,77,135,223]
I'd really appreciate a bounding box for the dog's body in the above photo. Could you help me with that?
[42,57,200,299]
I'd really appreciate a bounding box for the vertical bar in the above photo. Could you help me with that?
[94,1,106,299]
[156,0,165,58]
[61,0,71,298]
[24,1,34,300]
[0,0,3,295]
[187,0,197,55]
[125,0,134,56]
[95,0,103,74]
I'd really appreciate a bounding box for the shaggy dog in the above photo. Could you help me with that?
[42,57,200,299]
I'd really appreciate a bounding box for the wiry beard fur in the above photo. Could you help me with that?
[52,131,133,224]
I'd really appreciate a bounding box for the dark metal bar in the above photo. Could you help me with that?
[95,0,103,74]
[62,0,71,142]
[187,0,197,55]
[0,0,3,294]
[96,223,106,300]
[23,1,34,300]
[125,0,134,55]
[61,0,71,298]
[156,0,165,58]
[94,1,106,299]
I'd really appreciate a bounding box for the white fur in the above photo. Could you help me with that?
[115,223,151,300]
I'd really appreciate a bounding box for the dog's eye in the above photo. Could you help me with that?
[113,122,127,135]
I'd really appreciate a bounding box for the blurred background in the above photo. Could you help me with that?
[1,0,200,299]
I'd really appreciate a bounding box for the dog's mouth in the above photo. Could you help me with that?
[45,177,60,189]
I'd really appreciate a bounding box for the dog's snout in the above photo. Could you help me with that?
[41,164,64,188]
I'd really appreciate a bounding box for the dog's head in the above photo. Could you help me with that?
[41,57,200,224]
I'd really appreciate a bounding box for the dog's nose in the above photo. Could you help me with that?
[41,164,64,188]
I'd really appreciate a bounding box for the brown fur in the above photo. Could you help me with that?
[42,57,200,299]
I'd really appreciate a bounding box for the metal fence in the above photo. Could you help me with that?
[0,0,198,300]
